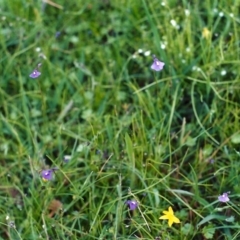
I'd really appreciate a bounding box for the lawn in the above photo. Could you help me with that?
[1,0,240,239]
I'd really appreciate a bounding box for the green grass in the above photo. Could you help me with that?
[1,0,240,239]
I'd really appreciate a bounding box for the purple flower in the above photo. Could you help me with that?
[55,31,61,38]
[126,200,138,210]
[209,159,215,164]
[218,192,230,203]
[29,69,41,79]
[151,55,165,72]
[41,168,58,181]
[63,155,71,163]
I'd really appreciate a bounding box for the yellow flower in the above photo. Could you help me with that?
[159,207,180,227]
[202,27,211,39]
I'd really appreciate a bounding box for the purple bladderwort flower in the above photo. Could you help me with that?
[55,31,61,38]
[29,69,41,78]
[209,159,215,164]
[29,63,42,79]
[41,167,58,181]
[63,155,71,163]
[125,200,138,210]
[218,192,230,203]
[151,55,165,72]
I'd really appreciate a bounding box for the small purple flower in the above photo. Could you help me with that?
[126,200,138,210]
[29,69,41,79]
[209,159,215,164]
[41,168,58,181]
[63,155,71,163]
[55,31,61,38]
[151,55,165,72]
[96,149,101,155]
[218,192,230,203]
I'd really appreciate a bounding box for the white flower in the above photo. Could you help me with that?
[35,47,41,52]
[170,19,180,30]
[221,70,227,76]
[161,43,166,49]
[170,19,177,27]
[219,12,224,17]
[39,53,47,59]
[192,66,197,71]
[144,50,151,56]
[185,9,190,16]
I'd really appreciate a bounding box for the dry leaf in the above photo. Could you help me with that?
[48,199,63,218]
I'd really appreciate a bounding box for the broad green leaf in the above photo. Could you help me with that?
[231,133,240,144]
[202,224,216,239]
[181,223,193,236]
[197,214,226,228]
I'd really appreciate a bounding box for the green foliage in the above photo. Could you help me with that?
[202,224,216,239]
[0,0,240,239]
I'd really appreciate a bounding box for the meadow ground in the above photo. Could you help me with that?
[1,0,240,239]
